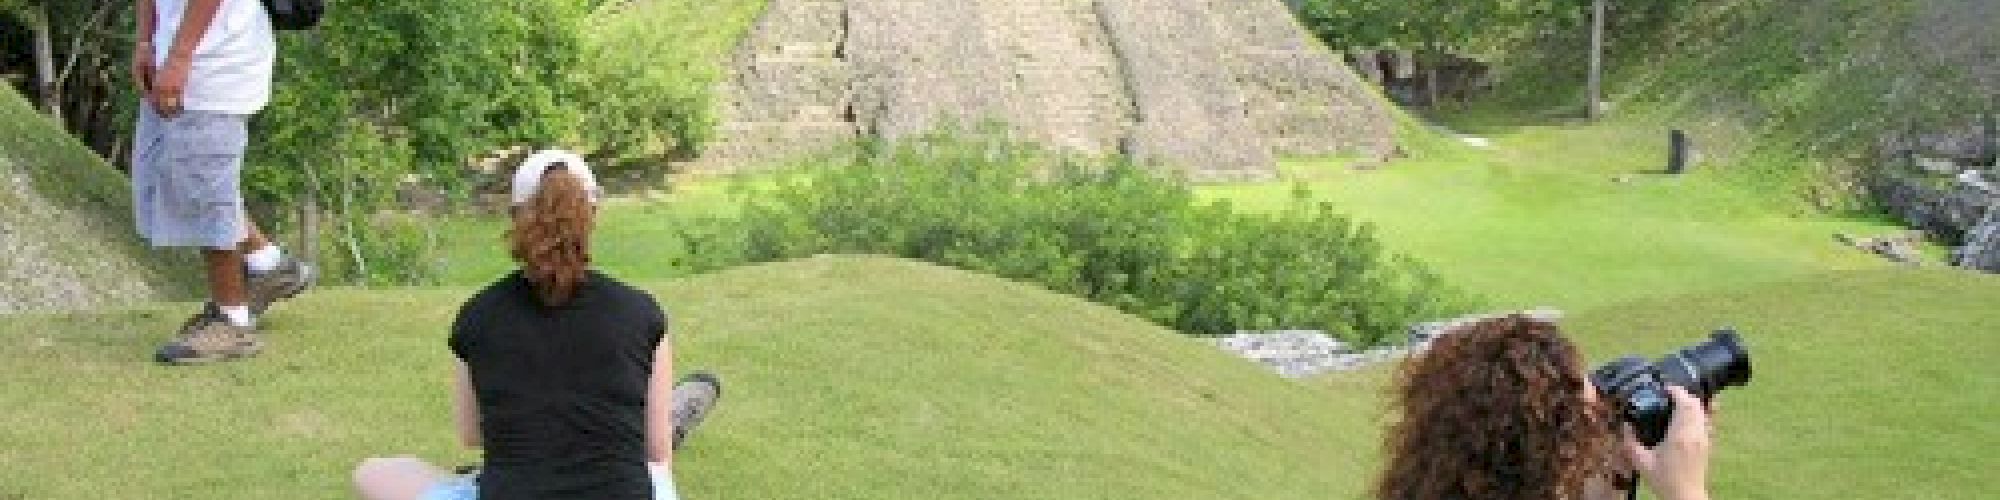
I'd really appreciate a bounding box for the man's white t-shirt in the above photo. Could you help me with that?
[151,0,275,114]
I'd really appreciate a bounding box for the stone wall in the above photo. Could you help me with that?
[699,0,1399,180]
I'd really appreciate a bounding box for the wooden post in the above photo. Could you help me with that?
[30,3,63,118]
[1587,0,1606,120]
[1667,129,1689,174]
[1984,109,1997,168]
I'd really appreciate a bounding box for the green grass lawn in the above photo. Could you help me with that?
[1562,268,2000,500]
[0,257,1388,499]
[4,258,1993,499]
[1200,118,1909,311]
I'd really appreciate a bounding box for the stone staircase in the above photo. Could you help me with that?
[697,0,858,170]
[846,0,1016,141]
[973,0,1134,154]
[699,0,1399,179]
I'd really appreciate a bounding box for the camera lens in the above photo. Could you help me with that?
[1658,329,1752,399]
[1590,356,1650,397]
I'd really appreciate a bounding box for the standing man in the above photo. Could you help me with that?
[133,0,313,365]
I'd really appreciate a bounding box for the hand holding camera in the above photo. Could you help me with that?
[1621,385,1714,500]
[1593,330,1749,500]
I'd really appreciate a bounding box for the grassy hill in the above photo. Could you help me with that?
[0,88,192,313]
[0,256,1386,499]
[3,257,1993,499]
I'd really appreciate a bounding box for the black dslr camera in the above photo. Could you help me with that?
[1590,329,1752,447]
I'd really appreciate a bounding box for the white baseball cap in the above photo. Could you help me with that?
[510,149,602,206]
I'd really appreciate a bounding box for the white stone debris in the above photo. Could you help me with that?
[1214,308,1562,378]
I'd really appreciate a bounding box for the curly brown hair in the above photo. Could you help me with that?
[1376,315,1615,500]
[509,167,594,307]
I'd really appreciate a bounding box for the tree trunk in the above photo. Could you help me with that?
[1587,0,1606,120]
[1425,65,1440,108]
[30,3,63,118]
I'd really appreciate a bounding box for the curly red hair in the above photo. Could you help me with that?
[509,168,594,307]
[1377,315,1615,500]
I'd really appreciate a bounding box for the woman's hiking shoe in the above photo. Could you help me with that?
[247,257,316,315]
[176,258,317,331]
[179,302,223,334]
[155,317,263,365]
[670,372,723,450]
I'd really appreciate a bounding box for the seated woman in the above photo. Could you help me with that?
[1377,315,1716,500]
[353,150,719,500]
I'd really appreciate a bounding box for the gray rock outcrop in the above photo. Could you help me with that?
[1872,166,1999,272]
[1951,171,2000,272]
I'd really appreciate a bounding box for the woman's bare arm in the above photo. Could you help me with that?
[646,340,676,465]
[451,361,481,449]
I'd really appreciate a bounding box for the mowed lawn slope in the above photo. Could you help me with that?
[1203,119,1908,312]
[0,256,1384,499]
[1,236,1992,499]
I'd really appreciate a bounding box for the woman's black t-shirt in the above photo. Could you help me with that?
[449,270,667,500]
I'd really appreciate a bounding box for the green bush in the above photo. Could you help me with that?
[690,133,1476,344]
[575,0,768,175]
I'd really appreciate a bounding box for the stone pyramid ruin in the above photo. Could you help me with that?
[701,0,1399,181]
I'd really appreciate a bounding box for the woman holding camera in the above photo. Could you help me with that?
[351,151,718,500]
[1376,315,1716,500]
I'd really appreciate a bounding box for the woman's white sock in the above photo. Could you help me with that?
[219,305,255,327]
[246,245,284,273]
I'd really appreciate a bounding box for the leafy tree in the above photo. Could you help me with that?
[2,1,141,156]
[1292,0,1591,55]
[243,0,596,283]
[250,0,591,202]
